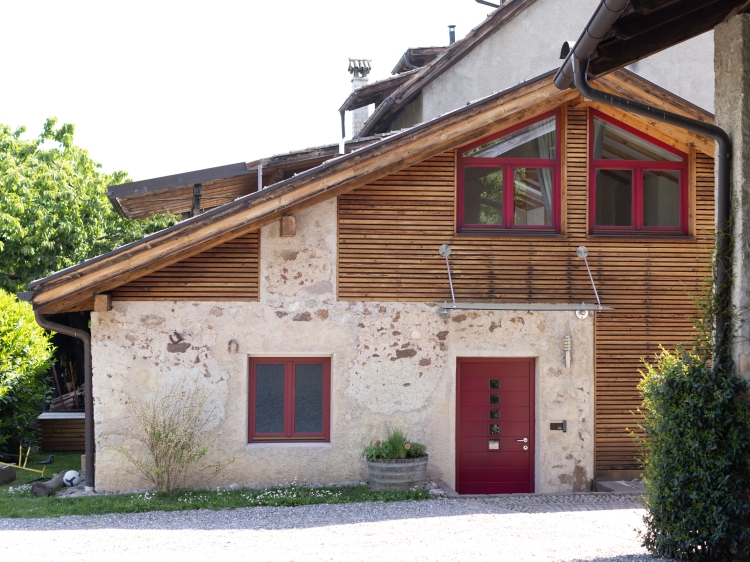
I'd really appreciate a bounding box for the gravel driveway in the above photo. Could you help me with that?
[1,494,669,562]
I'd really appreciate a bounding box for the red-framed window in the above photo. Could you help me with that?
[590,110,688,235]
[248,357,330,443]
[457,110,561,233]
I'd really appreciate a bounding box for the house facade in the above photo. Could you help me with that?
[348,0,714,139]
[30,70,715,494]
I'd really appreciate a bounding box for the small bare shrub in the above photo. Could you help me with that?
[113,380,231,495]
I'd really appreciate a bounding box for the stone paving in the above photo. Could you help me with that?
[468,492,644,513]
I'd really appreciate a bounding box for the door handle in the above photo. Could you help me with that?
[516,438,528,443]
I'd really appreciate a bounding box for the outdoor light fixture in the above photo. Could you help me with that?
[576,246,602,310]
[563,335,571,368]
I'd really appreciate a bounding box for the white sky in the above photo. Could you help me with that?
[2,1,493,181]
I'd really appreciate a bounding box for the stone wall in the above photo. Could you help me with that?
[91,197,595,493]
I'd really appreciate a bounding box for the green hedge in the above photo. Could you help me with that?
[0,290,54,450]
[639,347,750,560]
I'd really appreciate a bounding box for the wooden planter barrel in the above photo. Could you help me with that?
[366,455,428,490]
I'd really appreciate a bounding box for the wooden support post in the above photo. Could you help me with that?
[93,294,112,312]
[192,183,202,216]
[280,215,296,237]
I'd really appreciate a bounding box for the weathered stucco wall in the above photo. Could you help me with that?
[92,197,595,493]
[715,14,750,378]
[417,0,713,124]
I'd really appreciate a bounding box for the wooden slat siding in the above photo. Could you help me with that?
[594,151,714,473]
[111,232,260,301]
[120,175,258,220]
[338,111,715,473]
[38,418,85,451]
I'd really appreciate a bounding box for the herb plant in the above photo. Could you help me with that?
[362,428,427,461]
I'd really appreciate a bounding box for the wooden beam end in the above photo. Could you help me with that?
[280,215,297,237]
[93,294,112,312]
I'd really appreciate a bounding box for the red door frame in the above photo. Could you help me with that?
[455,357,536,494]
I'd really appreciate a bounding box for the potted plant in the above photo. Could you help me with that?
[362,428,428,490]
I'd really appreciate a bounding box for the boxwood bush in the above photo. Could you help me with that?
[639,347,750,560]
[0,290,54,450]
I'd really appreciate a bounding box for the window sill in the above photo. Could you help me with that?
[247,442,332,448]
[588,233,694,240]
[455,231,564,239]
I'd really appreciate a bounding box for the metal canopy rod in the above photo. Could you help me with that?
[438,244,456,307]
[576,246,602,310]
[434,302,613,312]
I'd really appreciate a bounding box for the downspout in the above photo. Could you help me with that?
[34,311,95,491]
[572,56,733,359]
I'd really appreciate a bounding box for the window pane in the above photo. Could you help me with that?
[596,169,633,226]
[643,170,680,228]
[294,363,323,433]
[593,117,682,162]
[463,167,503,225]
[255,364,285,433]
[463,116,556,159]
[514,168,553,226]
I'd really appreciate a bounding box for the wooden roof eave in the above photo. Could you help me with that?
[31,71,573,314]
[29,68,708,313]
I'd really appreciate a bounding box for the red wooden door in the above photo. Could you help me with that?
[456,358,535,494]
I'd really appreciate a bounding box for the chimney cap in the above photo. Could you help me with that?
[348,58,372,78]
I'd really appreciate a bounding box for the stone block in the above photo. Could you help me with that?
[0,464,16,484]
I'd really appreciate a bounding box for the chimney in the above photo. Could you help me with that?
[448,25,456,45]
[348,58,371,138]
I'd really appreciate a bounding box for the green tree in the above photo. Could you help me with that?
[0,289,54,449]
[0,118,176,292]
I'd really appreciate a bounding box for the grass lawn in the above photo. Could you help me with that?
[0,450,431,519]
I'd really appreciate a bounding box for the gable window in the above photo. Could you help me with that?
[457,111,560,233]
[590,111,687,235]
[248,357,330,442]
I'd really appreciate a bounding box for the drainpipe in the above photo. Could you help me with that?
[572,56,732,360]
[34,311,95,491]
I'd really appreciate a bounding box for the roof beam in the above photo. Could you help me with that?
[591,0,746,76]
[630,0,684,15]
[614,0,723,40]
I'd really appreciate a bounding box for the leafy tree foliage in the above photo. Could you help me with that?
[0,289,54,449]
[639,349,750,560]
[0,118,176,292]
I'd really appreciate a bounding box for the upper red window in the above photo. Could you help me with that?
[248,357,330,443]
[590,110,688,235]
[457,110,561,233]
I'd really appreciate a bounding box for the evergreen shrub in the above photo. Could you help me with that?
[0,290,54,450]
[639,347,750,560]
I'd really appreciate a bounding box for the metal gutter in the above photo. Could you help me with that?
[554,0,629,90]
[572,56,732,358]
[33,312,95,491]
